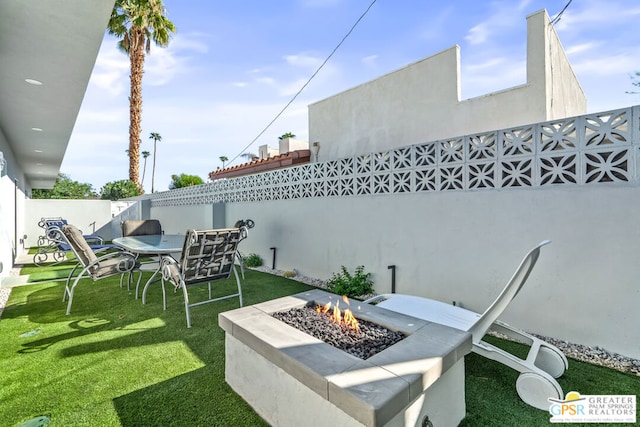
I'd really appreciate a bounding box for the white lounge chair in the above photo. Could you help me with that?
[363,240,567,410]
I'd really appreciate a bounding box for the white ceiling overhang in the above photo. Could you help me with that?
[0,0,115,189]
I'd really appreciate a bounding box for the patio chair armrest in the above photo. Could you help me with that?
[93,246,113,255]
[84,235,105,245]
[94,250,139,273]
[160,255,182,290]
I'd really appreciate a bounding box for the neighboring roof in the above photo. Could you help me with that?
[0,0,115,189]
[209,150,311,180]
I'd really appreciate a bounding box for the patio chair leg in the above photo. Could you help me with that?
[236,251,246,280]
[182,283,192,328]
[62,263,82,302]
[134,270,143,299]
[65,275,84,315]
[161,278,167,310]
[233,266,243,307]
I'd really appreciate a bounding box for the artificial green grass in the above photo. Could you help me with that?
[1,269,311,426]
[1,267,638,426]
[460,335,639,427]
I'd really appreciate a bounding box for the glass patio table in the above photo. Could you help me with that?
[112,234,184,299]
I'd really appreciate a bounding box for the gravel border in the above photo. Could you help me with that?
[0,265,20,320]
[252,266,640,376]
[0,287,10,320]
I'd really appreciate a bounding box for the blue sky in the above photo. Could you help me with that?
[61,0,640,193]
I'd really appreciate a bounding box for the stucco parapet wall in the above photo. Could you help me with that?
[308,9,586,162]
[149,106,640,207]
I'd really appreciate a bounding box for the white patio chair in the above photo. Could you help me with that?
[364,240,567,410]
[145,228,243,328]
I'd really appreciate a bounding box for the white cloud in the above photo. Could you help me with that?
[572,53,640,76]
[462,59,527,99]
[279,78,309,97]
[170,32,210,54]
[465,57,506,72]
[90,47,130,96]
[284,53,323,69]
[464,0,532,46]
[564,42,599,55]
[145,32,212,86]
[465,23,490,45]
[362,54,378,66]
[554,1,640,31]
[255,76,276,86]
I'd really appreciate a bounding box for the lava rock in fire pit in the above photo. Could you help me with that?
[272,305,406,360]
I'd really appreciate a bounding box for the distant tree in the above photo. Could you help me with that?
[219,156,229,168]
[108,1,176,190]
[278,132,296,140]
[241,152,259,162]
[31,173,97,199]
[140,150,151,187]
[149,132,162,192]
[100,179,140,200]
[169,173,204,189]
[628,71,640,94]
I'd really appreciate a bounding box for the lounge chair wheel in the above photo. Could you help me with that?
[516,372,562,410]
[535,346,568,378]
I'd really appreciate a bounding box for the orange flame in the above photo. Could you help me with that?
[316,296,360,331]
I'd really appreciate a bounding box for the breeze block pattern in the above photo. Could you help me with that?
[151,107,640,207]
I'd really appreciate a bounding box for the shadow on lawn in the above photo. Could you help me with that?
[8,269,312,426]
[112,364,269,426]
[18,318,114,353]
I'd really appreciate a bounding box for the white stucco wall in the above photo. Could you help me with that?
[0,130,27,278]
[309,9,586,162]
[226,184,640,360]
[149,204,215,235]
[24,199,114,247]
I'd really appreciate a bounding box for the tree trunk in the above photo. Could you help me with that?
[128,27,145,192]
[151,139,157,193]
[141,158,147,186]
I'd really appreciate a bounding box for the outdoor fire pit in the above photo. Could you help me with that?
[219,290,472,427]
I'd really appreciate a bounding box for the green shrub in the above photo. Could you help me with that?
[326,265,374,298]
[243,253,263,267]
[100,179,140,200]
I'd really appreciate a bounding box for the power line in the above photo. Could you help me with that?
[551,0,573,25]
[227,0,378,166]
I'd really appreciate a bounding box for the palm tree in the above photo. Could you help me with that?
[241,152,259,162]
[149,132,161,192]
[220,156,229,168]
[107,0,176,191]
[278,132,296,140]
[140,150,151,187]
